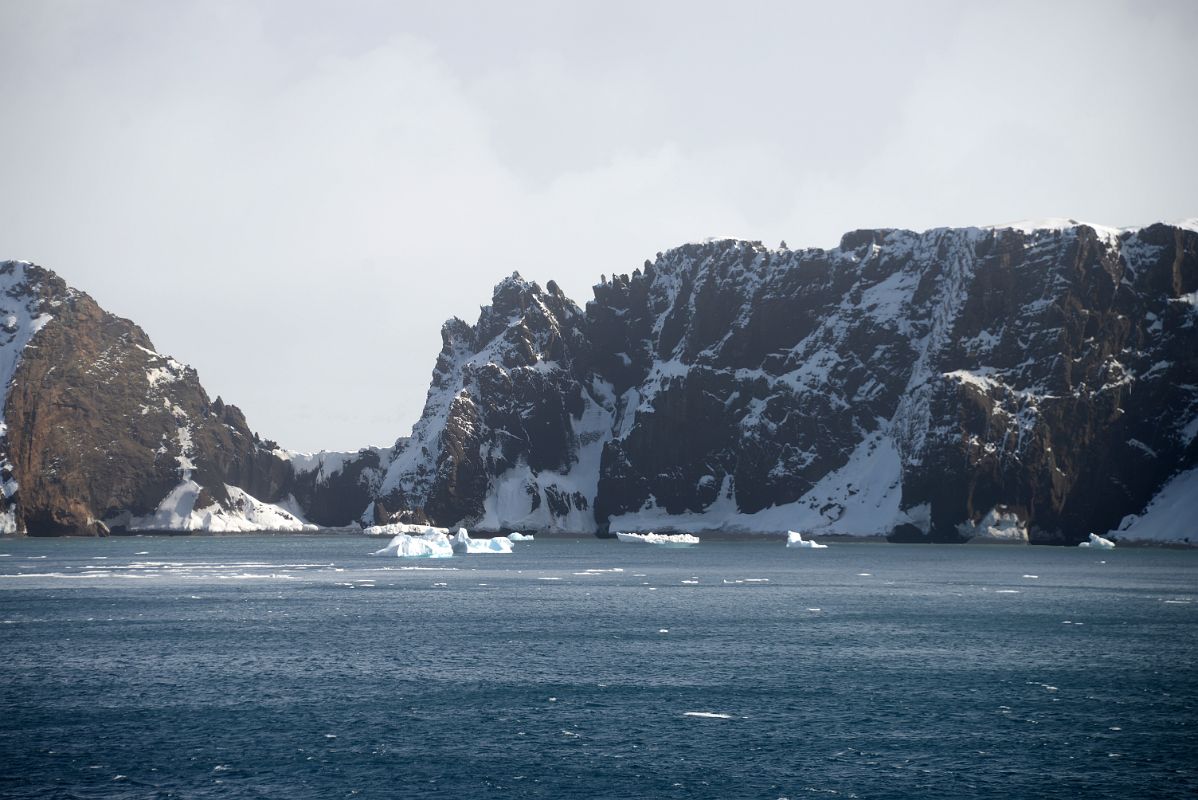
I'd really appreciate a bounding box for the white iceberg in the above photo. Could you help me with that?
[451,528,514,554]
[1078,532,1116,549]
[615,531,700,546]
[506,532,534,541]
[786,531,828,549]
[957,508,1029,544]
[371,528,454,558]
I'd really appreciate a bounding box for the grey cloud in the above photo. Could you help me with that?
[1,0,1194,450]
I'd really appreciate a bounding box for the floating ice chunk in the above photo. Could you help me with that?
[684,712,732,719]
[371,529,454,559]
[786,531,828,549]
[451,529,514,554]
[1078,533,1116,549]
[506,532,534,541]
[958,508,1028,544]
[615,531,700,546]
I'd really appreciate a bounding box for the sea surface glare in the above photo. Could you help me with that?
[0,536,1194,799]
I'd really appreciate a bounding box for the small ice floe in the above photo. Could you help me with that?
[786,531,827,549]
[506,532,534,542]
[615,531,699,546]
[1078,533,1116,549]
[658,628,669,634]
[1023,575,1039,579]
[134,551,149,555]
[451,529,513,555]
[371,529,454,559]
[680,579,699,585]
[683,712,733,719]
[994,589,1021,594]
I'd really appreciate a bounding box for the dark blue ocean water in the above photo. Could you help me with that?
[0,535,1194,799]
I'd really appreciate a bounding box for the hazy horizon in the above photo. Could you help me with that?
[3,0,1196,451]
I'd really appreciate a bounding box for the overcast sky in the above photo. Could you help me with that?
[2,0,1195,452]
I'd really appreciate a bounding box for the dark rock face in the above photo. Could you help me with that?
[374,274,601,531]
[288,445,397,528]
[378,223,1198,544]
[0,261,296,535]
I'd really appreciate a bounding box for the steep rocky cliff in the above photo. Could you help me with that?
[0,261,306,534]
[4,219,1195,542]
[376,221,1197,544]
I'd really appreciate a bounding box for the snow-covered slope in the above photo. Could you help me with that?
[1111,466,1197,544]
[376,221,1197,544]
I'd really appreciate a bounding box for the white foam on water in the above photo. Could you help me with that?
[743,578,770,583]
[680,579,699,584]
[995,590,1021,594]
[1023,575,1039,579]
[684,712,733,719]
